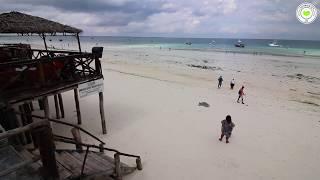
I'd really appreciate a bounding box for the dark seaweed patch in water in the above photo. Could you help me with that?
[292,100,320,107]
[287,73,320,83]
[187,64,222,71]
[199,102,210,107]
[307,91,320,96]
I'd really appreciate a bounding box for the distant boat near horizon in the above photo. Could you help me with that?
[235,39,245,48]
[185,41,192,45]
[209,40,215,47]
[268,40,281,47]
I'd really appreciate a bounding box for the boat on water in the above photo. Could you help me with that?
[235,40,245,48]
[185,42,192,45]
[209,40,215,47]
[268,40,281,47]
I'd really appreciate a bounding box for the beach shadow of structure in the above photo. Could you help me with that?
[0,12,142,179]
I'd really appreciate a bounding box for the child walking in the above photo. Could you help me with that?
[219,115,235,143]
[218,76,223,88]
[237,86,245,104]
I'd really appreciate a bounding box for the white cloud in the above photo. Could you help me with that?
[0,0,319,39]
[219,27,238,34]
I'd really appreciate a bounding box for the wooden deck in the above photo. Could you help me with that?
[0,47,103,105]
[0,146,137,180]
[2,76,103,104]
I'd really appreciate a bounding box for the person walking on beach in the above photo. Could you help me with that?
[219,115,235,143]
[230,78,235,89]
[218,76,223,88]
[237,86,245,104]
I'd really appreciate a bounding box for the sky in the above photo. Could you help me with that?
[0,0,320,40]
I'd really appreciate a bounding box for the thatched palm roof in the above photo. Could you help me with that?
[0,11,82,34]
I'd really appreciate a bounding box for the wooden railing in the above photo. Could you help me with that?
[10,112,142,179]
[0,49,103,102]
[0,120,60,179]
[54,137,143,179]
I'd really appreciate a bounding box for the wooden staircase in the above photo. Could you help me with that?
[0,146,138,180]
[0,116,142,180]
[54,150,136,179]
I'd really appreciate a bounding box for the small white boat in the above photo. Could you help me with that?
[235,40,245,48]
[209,40,215,46]
[268,41,280,47]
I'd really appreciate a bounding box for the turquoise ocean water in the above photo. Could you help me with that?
[1,35,320,57]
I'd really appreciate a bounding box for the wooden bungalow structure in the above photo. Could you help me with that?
[0,12,142,179]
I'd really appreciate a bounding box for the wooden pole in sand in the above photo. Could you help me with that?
[54,95,60,119]
[99,92,107,134]
[74,89,82,125]
[58,94,65,118]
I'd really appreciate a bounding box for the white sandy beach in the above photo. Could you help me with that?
[51,49,320,180]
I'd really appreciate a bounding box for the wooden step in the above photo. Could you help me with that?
[17,149,41,170]
[96,152,136,175]
[56,162,73,180]
[86,152,115,169]
[71,151,113,172]
[53,150,137,179]
[55,151,92,178]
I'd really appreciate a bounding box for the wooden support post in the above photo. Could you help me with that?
[43,96,50,119]
[58,94,65,118]
[136,157,143,170]
[23,103,34,144]
[54,95,60,119]
[41,33,48,52]
[114,153,122,180]
[38,99,44,110]
[29,102,34,111]
[71,128,83,152]
[99,143,104,153]
[74,89,82,125]
[99,92,107,134]
[4,107,22,145]
[19,105,32,144]
[76,33,82,53]
[33,125,59,179]
[94,56,102,75]
[18,106,28,145]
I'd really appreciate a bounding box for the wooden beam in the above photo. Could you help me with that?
[99,92,107,134]
[0,121,49,140]
[54,95,60,119]
[58,94,65,118]
[74,89,82,125]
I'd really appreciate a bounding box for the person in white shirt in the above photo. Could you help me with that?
[230,78,235,89]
